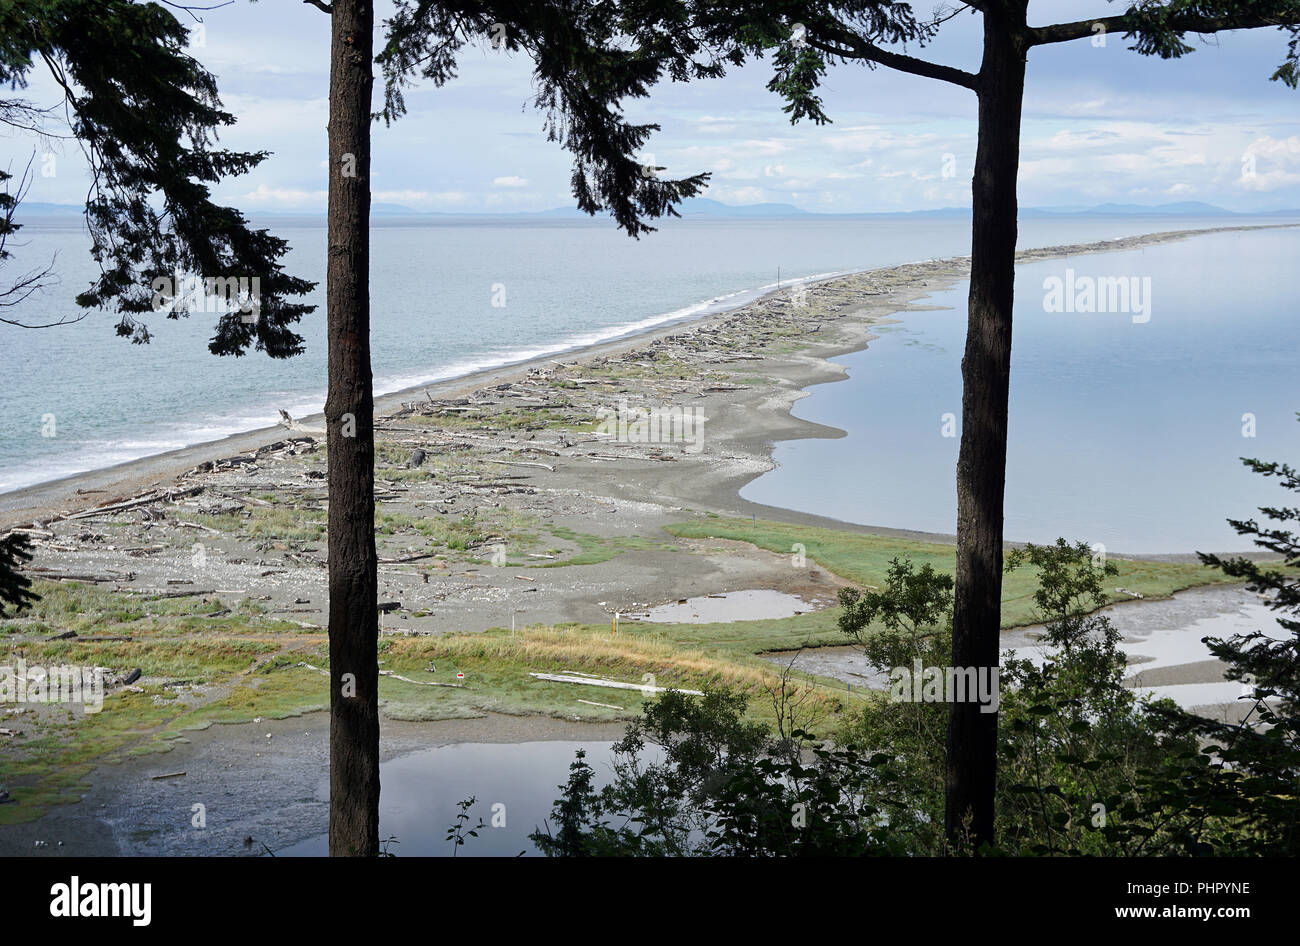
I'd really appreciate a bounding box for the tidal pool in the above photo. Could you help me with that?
[1003,585,1283,711]
[277,739,623,856]
[628,589,829,623]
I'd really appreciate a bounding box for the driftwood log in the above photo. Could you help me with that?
[528,672,702,696]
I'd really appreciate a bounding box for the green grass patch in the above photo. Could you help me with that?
[374,623,856,726]
[665,517,1233,628]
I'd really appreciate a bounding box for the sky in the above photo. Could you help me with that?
[6,0,1300,215]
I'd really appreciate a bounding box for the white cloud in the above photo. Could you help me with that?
[374,190,435,203]
[736,138,792,157]
[1245,134,1300,157]
[1236,135,1300,191]
[695,115,738,133]
[710,185,767,204]
[56,10,1299,215]
[426,191,474,205]
[239,184,327,207]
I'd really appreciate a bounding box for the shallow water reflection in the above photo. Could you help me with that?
[629,588,828,623]
[278,739,621,857]
[767,585,1282,713]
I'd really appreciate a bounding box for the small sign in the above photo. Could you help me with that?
[456,672,465,681]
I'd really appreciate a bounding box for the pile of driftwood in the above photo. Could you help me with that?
[187,432,318,477]
[50,484,205,526]
[0,428,334,592]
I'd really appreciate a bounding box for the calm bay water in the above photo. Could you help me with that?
[742,226,1300,553]
[277,739,621,857]
[2,214,1296,555]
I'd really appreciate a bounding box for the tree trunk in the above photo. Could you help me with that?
[946,3,1027,852]
[326,0,378,857]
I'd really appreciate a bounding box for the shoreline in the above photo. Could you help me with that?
[3,220,1294,553]
[0,266,861,527]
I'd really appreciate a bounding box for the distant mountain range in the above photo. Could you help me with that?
[16,198,1300,219]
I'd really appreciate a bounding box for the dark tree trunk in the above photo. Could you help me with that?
[946,2,1027,851]
[326,0,378,857]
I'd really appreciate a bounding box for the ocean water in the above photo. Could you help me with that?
[741,226,1300,554]
[1,215,1296,555]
